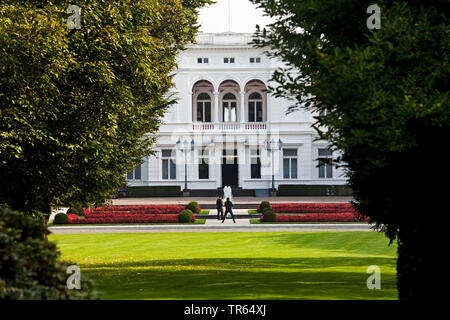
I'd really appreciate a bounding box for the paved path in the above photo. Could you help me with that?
[49,223,373,234]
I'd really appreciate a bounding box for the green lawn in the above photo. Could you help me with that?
[50,232,398,300]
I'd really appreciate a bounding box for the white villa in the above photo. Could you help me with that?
[125,33,350,197]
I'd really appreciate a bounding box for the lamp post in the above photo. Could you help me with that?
[176,138,194,192]
[265,138,283,191]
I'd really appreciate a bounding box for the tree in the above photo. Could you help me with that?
[0,207,98,299]
[0,0,211,218]
[250,0,449,299]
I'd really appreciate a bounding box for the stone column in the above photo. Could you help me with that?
[214,91,219,123]
[240,91,246,124]
[188,91,193,123]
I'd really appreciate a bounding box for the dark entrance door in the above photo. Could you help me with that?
[222,150,238,187]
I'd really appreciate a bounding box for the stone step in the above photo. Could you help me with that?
[189,188,257,197]
[200,203,258,209]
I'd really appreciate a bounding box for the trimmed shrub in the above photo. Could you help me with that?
[0,207,97,299]
[262,207,274,214]
[258,201,271,213]
[185,201,199,213]
[178,209,194,223]
[53,213,69,225]
[262,209,277,222]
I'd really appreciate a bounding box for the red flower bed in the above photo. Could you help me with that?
[67,214,79,223]
[258,203,355,213]
[72,214,182,224]
[259,212,368,222]
[83,205,186,216]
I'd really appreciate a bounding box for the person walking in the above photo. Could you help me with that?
[222,197,236,223]
[216,195,224,220]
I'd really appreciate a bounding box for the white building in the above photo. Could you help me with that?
[126,33,349,197]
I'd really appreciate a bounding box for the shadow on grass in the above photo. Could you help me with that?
[80,257,397,300]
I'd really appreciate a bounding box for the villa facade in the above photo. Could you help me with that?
[126,33,349,196]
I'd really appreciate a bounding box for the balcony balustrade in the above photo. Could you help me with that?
[192,122,267,131]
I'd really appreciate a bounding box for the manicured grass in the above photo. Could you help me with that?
[199,209,210,215]
[248,209,259,214]
[50,232,397,300]
[250,219,367,224]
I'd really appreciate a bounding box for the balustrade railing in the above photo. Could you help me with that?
[192,122,267,131]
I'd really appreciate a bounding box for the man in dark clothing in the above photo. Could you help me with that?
[216,195,224,220]
[222,197,236,223]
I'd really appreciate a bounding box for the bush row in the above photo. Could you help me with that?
[66,213,196,224]
[257,202,354,213]
[83,203,202,216]
[83,205,186,215]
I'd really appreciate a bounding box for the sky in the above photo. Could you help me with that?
[198,0,273,34]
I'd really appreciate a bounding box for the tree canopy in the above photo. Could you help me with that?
[0,0,211,217]
[251,0,449,299]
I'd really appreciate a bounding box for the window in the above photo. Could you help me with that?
[127,164,142,180]
[250,57,261,63]
[223,92,237,122]
[251,149,261,179]
[248,92,263,122]
[198,150,209,179]
[162,150,176,180]
[283,149,298,179]
[224,57,235,63]
[318,148,333,178]
[196,92,211,122]
[197,57,208,64]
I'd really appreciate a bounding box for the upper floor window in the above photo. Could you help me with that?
[223,92,237,122]
[248,92,263,122]
[283,149,298,179]
[197,57,209,64]
[250,57,261,63]
[224,57,235,64]
[318,148,333,179]
[127,164,142,180]
[196,92,211,122]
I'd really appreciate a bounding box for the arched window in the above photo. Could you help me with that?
[248,92,263,122]
[222,92,237,122]
[196,92,211,122]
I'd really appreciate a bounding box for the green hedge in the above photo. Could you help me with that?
[277,185,353,196]
[123,186,181,198]
[178,209,193,223]
[0,207,97,299]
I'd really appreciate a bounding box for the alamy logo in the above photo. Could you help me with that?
[366,265,381,289]
[67,5,81,30]
[366,5,381,30]
[66,265,81,290]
